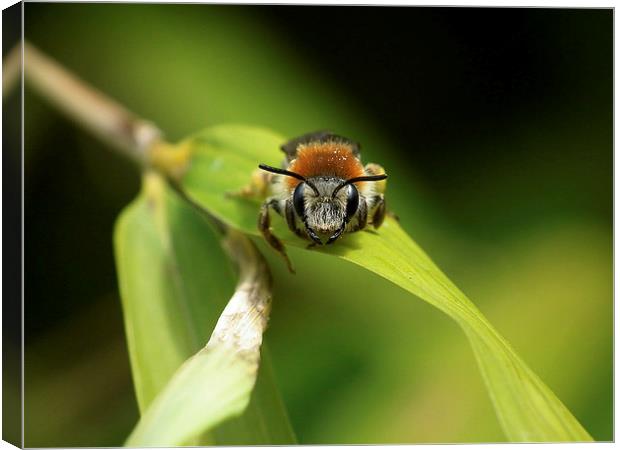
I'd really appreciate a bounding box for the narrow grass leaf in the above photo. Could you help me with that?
[114,172,295,445]
[171,124,592,442]
[126,227,271,446]
[125,345,254,446]
[213,346,297,444]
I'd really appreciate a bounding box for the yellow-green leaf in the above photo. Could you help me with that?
[125,345,254,446]
[172,124,592,442]
[126,225,274,446]
[114,172,295,445]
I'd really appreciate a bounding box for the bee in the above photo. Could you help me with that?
[257,131,388,273]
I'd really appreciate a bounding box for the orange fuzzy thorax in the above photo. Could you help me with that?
[286,142,365,191]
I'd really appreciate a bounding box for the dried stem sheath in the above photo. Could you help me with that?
[208,228,272,364]
[13,40,274,369]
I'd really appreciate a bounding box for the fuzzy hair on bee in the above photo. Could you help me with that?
[256,131,388,273]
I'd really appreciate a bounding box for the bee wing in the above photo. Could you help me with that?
[280,130,361,164]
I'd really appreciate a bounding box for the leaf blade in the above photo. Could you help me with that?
[176,124,592,442]
[125,345,253,446]
[334,219,592,441]
[114,172,296,445]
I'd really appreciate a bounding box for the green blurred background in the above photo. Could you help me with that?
[9,4,612,445]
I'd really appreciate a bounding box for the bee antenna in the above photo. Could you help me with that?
[332,174,388,198]
[259,164,306,181]
[258,164,320,195]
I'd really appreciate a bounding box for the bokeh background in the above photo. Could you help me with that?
[7,4,612,445]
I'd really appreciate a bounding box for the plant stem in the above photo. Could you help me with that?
[21,41,162,165]
[15,40,274,356]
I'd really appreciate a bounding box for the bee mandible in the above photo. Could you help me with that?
[254,131,388,273]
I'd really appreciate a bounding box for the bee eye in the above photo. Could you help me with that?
[293,182,306,218]
[346,184,359,221]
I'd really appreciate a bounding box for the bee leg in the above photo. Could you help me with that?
[227,168,271,199]
[372,195,386,229]
[259,200,295,274]
[284,198,306,239]
[364,163,387,194]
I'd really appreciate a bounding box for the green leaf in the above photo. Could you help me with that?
[126,343,294,447]
[174,124,593,442]
[213,346,297,444]
[114,173,231,411]
[125,344,254,446]
[114,172,295,445]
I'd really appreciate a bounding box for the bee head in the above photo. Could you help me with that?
[292,178,352,244]
[258,164,387,245]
